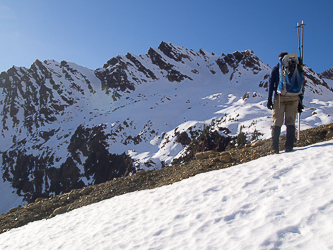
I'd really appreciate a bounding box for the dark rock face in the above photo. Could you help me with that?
[95,49,169,92]
[216,50,261,75]
[158,41,192,62]
[2,123,135,204]
[95,56,135,91]
[258,74,270,90]
[0,63,72,134]
[173,124,232,165]
[2,147,85,203]
[148,47,193,82]
[305,67,333,94]
[69,125,135,185]
[241,50,261,71]
[176,131,191,146]
[125,53,157,80]
[321,67,333,80]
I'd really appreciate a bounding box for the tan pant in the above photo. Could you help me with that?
[272,95,299,127]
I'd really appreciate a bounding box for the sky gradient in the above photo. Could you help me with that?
[1,0,332,74]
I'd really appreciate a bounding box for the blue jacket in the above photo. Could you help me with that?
[268,63,279,100]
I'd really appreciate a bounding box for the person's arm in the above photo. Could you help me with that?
[267,65,278,109]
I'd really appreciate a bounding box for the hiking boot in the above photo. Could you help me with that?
[270,149,280,154]
[270,126,281,154]
[285,125,295,152]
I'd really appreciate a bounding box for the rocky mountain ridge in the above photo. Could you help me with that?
[1,41,333,213]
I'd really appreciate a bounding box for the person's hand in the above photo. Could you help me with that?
[298,102,304,113]
[267,98,273,110]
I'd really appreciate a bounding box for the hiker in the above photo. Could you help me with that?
[267,52,304,153]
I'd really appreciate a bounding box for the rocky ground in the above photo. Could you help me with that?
[1,123,333,234]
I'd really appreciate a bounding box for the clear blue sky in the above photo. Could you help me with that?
[1,0,332,74]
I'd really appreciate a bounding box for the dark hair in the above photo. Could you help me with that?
[279,52,288,58]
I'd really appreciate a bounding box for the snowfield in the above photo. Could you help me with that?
[1,139,333,249]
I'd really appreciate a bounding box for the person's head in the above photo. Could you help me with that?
[279,52,288,60]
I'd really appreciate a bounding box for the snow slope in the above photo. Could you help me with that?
[1,139,333,249]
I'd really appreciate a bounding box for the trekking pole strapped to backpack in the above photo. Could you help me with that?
[296,20,305,140]
[296,22,301,58]
[301,20,305,60]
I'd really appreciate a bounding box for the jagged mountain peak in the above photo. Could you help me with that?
[95,42,267,93]
[157,41,196,62]
[0,65,28,81]
[321,67,333,80]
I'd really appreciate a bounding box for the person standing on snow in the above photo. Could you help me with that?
[267,52,304,154]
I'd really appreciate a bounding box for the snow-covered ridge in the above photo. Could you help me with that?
[0,41,332,214]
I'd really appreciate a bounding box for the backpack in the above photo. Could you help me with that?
[277,53,304,96]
